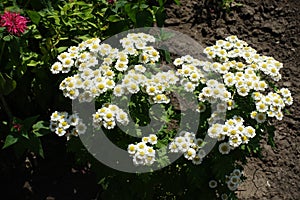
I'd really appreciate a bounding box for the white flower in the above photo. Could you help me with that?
[128,144,137,155]
[113,85,125,97]
[148,134,158,145]
[228,135,242,148]
[197,149,206,159]
[232,169,242,177]
[103,120,116,129]
[174,58,183,66]
[49,121,58,132]
[134,65,146,73]
[146,85,157,96]
[127,82,140,94]
[145,146,155,156]
[51,62,62,74]
[244,126,256,138]
[218,142,231,154]
[58,120,70,130]
[184,81,196,92]
[256,101,268,113]
[184,148,196,160]
[55,127,66,136]
[169,142,179,153]
[255,112,266,123]
[208,180,218,189]
[115,61,128,72]
[50,111,62,121]
[76,122,87,135]
[116,110,129,126]
[192,155,202,165]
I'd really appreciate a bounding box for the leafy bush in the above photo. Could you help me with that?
[0,0,174,157]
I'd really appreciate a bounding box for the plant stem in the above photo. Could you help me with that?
[0,41,6,64]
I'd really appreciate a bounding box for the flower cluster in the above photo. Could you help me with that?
[208,116,256,148]
[174,55,206,92]
[198,79,232,103]
[225,168,242,191]
[49,33,293,175]
[92,104,129,129]
[169,131,205,165]
[251,88,293,121]
[50,111,86,137]
[203,35,282,80]
[0,11,29,36]
[127,133,158,166]
[208,168,242,199]
[202,35,290,106]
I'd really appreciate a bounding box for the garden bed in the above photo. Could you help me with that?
[0,0,299,199]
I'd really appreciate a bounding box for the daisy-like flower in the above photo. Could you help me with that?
[55,127,66,137]
[50,111,62,121]
[256,101,268,113]
[184,81,196,92]
[148,134,158,145]
[208,180,218,189]
[192,155,202,165]
[76,122,87,135]
[218,142,231,154]
[0,11,29,36]
[255,112,266,123]
[127,144,137,155]
[229,135,242,148]
[103,120,116,129]
[116,110,129,126]
[51,62,62,74]
[169,142,179,153]
[184,148,196,160]
[221,194,228,200]
[113,85,125,97]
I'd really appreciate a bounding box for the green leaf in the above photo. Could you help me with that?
[124,4,136,23]
[22,115,39,131]
[136,10,153,27]
[174,0,181,5]
[139,4,149,9]
[27,60,40,67]
[2,134,18,149]
[0,72,17,95]
[57,46,68,53]
[108,15,122,22]
[158,0,164,7]
[2,35,12,41]
[32,121,49,137]
[155,8,166,27]
[26,10,41,25]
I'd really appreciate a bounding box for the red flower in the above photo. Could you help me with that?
[0,11,29,36]
[12,123,22,132]
[107,0,115,4]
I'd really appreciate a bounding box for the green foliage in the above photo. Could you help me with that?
[2,116,50,158]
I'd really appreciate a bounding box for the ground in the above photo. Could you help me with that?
[165,0,300,199]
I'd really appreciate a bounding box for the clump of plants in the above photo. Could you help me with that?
[49,31,292,199]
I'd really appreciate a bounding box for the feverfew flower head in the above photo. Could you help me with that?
[0,11,29,36]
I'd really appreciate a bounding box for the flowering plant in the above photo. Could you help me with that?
[49,31,292,199]
[0,11,28,36]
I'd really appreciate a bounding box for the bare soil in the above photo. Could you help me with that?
[165,0,300,199]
